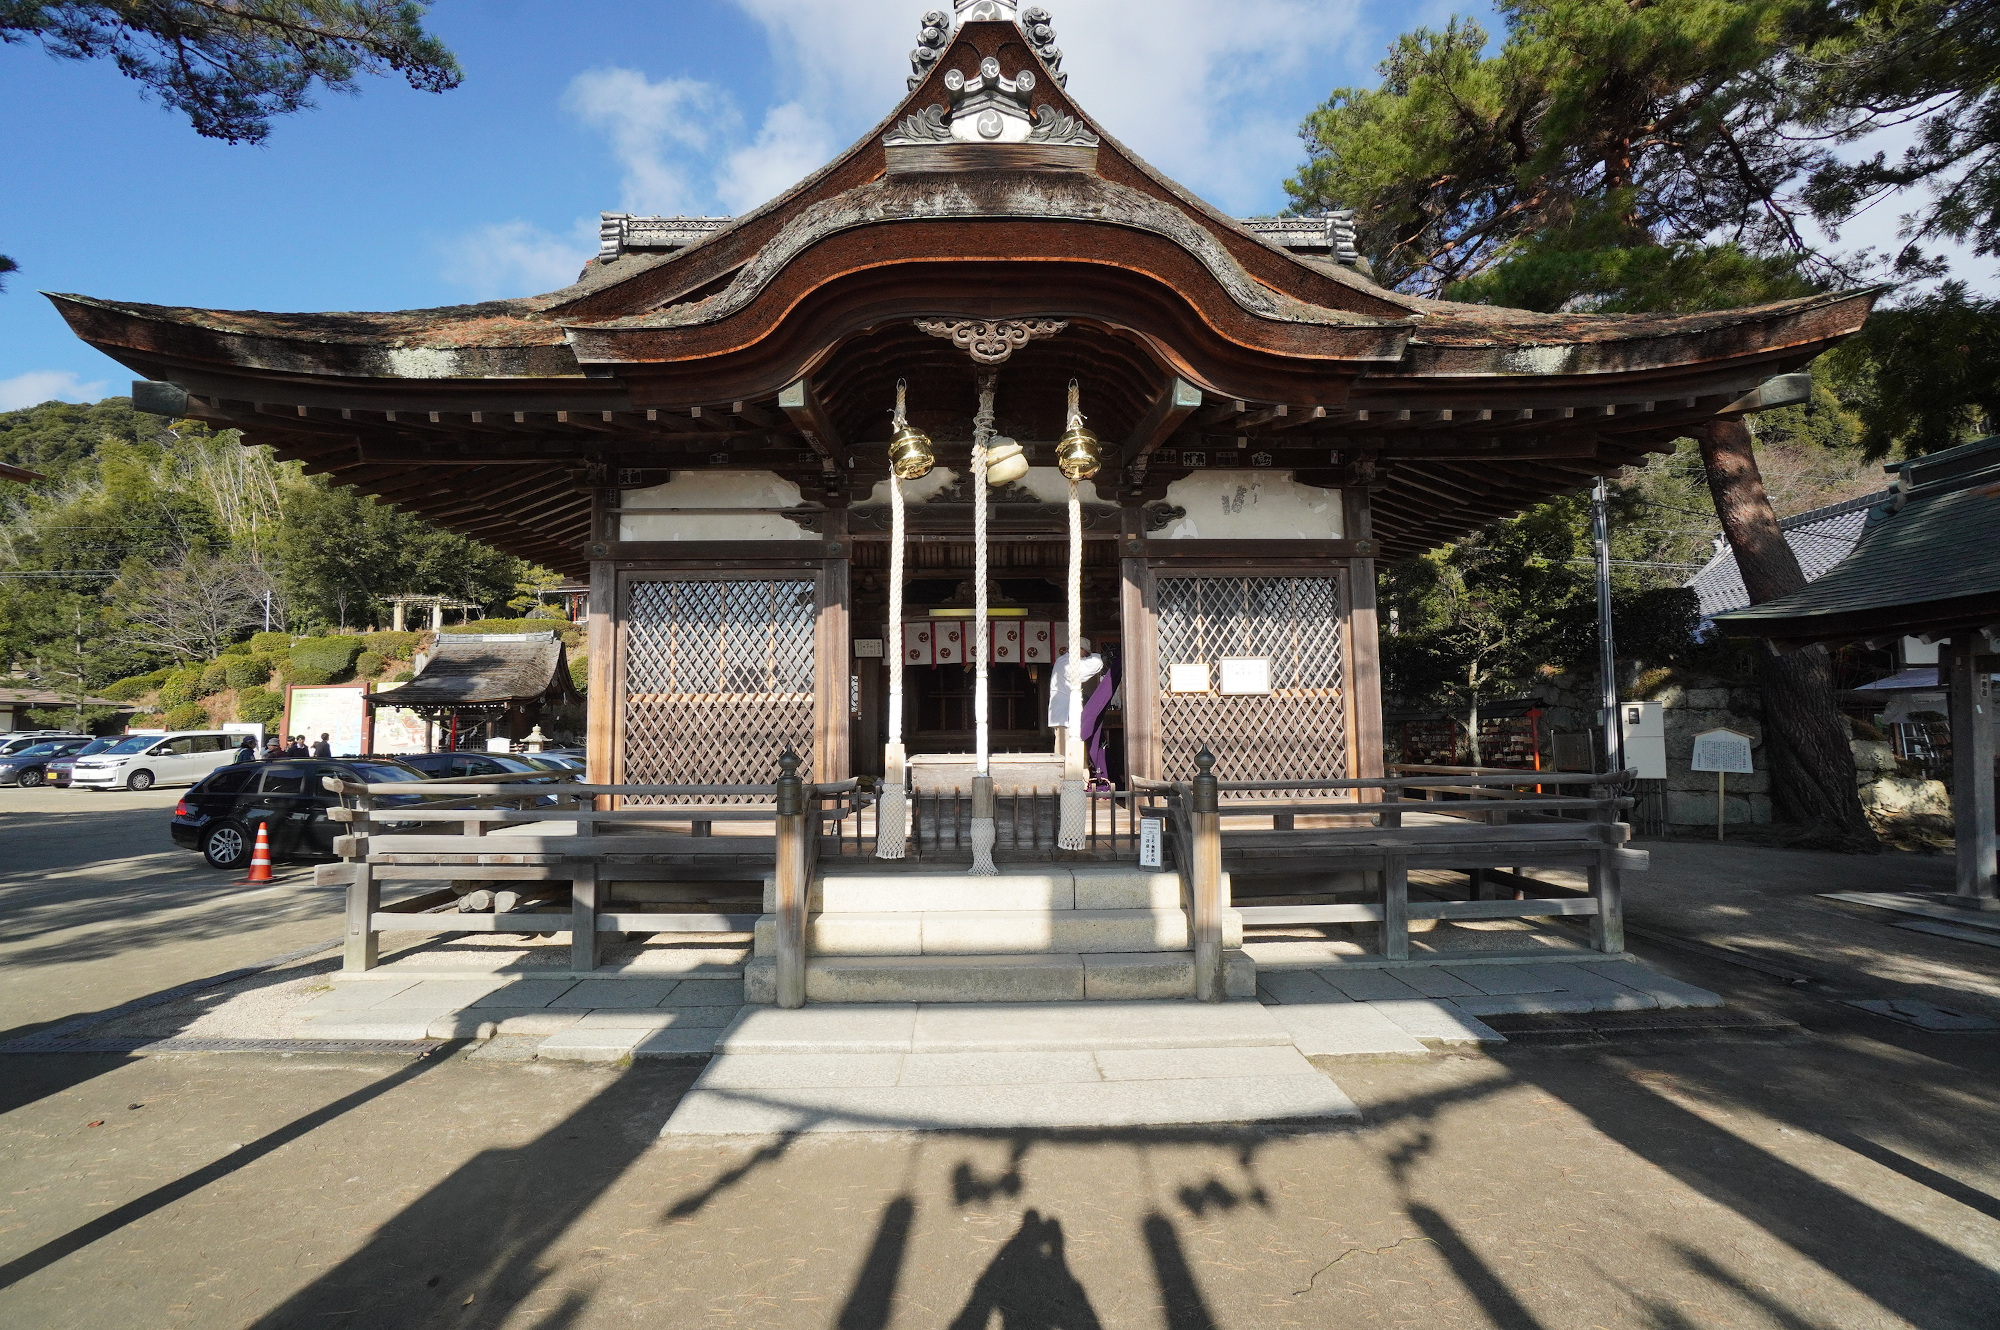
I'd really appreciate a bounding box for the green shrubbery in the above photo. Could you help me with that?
[287,666,335,687]
[198,660,230,695]
[224,656,271,689]
[220,640,253,656]
[236,688,283,724]
[157,668,205,709]
[390,669,415,683]
[354,651,385,678]
[250,631,294,654]
[569,655,588,692]
[442,618,582,649]
[99,668,171,703]
[290,637,364,681]
[162,702,209,730]
[362,630,423,657]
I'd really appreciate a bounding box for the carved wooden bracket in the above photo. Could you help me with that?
[914,318,1068,365]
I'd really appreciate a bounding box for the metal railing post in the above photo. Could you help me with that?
[1588,782,1626,954]
[1191,747,1225,1002]
[774,749,809,1008]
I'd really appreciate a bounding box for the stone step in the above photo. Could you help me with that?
[715,999,1294,1053]
[761,867,1204,914]
[752,907,1242,958]
[743,949,1257,1004]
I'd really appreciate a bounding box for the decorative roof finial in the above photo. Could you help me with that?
[908,10,950,90]
[1020,7,1066,87]
[955,0,1019,23]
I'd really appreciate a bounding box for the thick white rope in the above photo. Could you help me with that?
[876,462,908,858]
[1057,468,1087,849]
[969,371,998,874]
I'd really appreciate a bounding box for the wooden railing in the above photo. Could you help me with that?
[1139,753,1640,998]
[319,752,863,1007]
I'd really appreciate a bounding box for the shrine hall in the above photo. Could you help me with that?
[51,1,1875,1004]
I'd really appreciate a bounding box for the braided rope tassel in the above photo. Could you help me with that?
[1057,406,1087,848]
[968,371,999,875]
[876,383,911,859]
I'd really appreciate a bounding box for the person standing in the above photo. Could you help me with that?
[311,733,332,759]
[1047,636,1104,761]
[232,735,260,764]
[263,736,284,761]
[285,735,308,758]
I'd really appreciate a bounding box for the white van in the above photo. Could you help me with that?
[69,730,245,791]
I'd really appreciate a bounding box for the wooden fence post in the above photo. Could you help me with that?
[1589,784,1626,953]
[1380,850,1410,961]
[342,784,378,972]
[1191,747,1225,1002]
[775,749,809,1009]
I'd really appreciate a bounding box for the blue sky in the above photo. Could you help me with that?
[3,0,1988,412]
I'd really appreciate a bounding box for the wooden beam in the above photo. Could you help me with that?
[1119,376,1203,467]
[778,379,847,469]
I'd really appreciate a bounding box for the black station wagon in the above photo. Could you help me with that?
[171,757,429,870]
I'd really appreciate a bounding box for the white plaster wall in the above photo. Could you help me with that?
[618,471,814,541]
[1159,471,1343,539]
[856,466,1104,506]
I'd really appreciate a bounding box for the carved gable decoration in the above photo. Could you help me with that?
[887,9,1098,174]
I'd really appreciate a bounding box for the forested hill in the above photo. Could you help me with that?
[0,395,546,710]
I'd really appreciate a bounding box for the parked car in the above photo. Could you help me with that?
[520,752,585,772]
[45,737,116,787]
[0,736,97,787]
[396,751,574,782]
[172,756,431,869]
[0,731,90,758]
[70,730,244,791]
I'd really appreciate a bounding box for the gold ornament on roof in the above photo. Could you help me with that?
[1056,378,1102,480]
[887,378,935,479]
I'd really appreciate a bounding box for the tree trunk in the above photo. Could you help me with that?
[1699,418,1875,846]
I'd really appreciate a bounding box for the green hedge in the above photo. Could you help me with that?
[569,655,588,693]
[442,618,583,649]
[162,702,209,730]
[236,688,283,724]
[157,668,205,709]
[390,669,415,683]
[250,631,294,654]
[224,656,271,689]
[354,651,385,678]
[219,640,253,656]
[290,637,364,681]
[99,669,171,703]
[198,660,230,695]
[287,665,335,687]
[362,630,424,657]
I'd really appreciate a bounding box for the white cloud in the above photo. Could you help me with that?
[0,370,109,411]
[440,220,596,299]
[716,101,840,213]
[564,67,740,214]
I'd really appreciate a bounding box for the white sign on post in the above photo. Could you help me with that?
[1691,727,1754,841]
[1139,817,1163,868]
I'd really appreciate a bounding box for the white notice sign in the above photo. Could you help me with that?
[1168,663,1211,694]
[1218,657,1271,695]
[1139,817,1163,868]
[1691,728,1754,774]
[853,638,884,658]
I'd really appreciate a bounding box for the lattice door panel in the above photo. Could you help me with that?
[1155,575,1347,785]
[623,579,817,795]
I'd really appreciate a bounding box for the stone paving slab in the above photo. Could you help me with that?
[469,979,582,1009]
[1263,1002,1429,1057]
[660,1072,1360,1134]
[427,1009,584,1039]
[1320,969,1428,1002]
[1369,999,1506,1044]
[573,1007,737,1030]
[1093,1045,1315,1082]
[909,1000,1290,1052]
[1439,964,1568,996]
[718,1004,920,1054]
[894,1051,1103,1087]
[1258,971,1349,1005]
[300,1009,457,1040]
[1450,993,1605,1017]
[1578,962,1723,1009]
[548,978,679,1009]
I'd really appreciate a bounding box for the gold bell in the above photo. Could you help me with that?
[888,422,935,479]
[1056,420,1102,480]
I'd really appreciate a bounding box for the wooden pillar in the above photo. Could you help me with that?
[1344,486,1385,789]
[774,752,809,1007]
[1947,637,1999,907]
[1118,503,1161,781]
[585,486,618,792]
[1190,750,1225,1001]
[814,508,852,782]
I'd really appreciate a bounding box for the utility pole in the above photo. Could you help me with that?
[264,588,272,632]
[1592,476,1625,775]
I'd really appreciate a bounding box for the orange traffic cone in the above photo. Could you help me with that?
[244,821,273,883]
